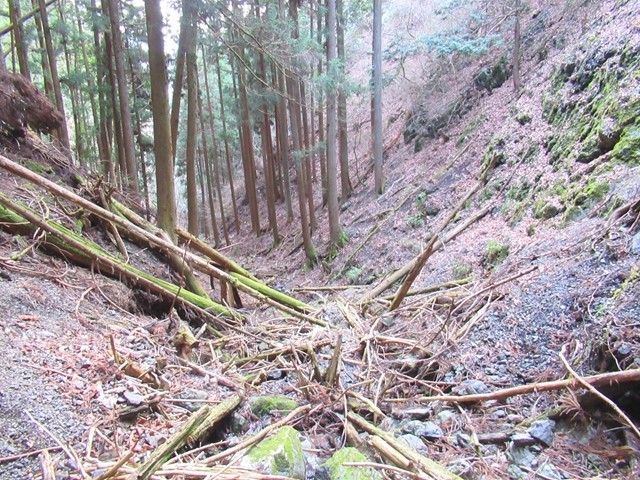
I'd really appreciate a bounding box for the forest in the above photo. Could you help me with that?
[0,0,639,479]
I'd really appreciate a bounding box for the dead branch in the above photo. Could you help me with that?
[415,369,640,404]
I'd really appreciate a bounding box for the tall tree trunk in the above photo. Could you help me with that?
[38,0,71,153]
[197,77,221,247]
[57,2,84,165]
[30,0,53,98]
[214,51,240,234]
[107,0,139,193]
[171,0,191,163]
[201,46,230,245]
[144,0,176,238]
[285,0,316,264]
[0,41,6,72]
[372,0,384,194]
[325,0,342,245]
[276,60,294,221]
[92,0,114,180]
[231,44,260,235]
[103,16,125,187]
[197,151,212,239]
[8,0,30,80]
[185,2,199,236]
[75,0,103,165]
[299,81,316,231]
[336,0,351,200]
[513,0,522,92]
[317,0,327,205]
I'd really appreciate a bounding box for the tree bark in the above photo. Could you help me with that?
[372,0,384,194]
[336,0,351,200]
[144,0,177,239]
[107,0,139,192]
[8,0,30,80]
[170,0,191,163]
[38,0,71,153]
[512,0,522,92]
[326,0,342,245]
[185,2,199,236]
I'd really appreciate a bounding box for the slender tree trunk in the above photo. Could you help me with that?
[38,0,71,153]
[276,61,294,221]
[317,0,327,205]
[185,2,199,236]
[58,2,84,165]
[75,0,103,165]
[201,47,230,245]
[92,0,114,180]
[326,0,342,245]
[373,0,384,194]
[215,51,240,234]
[197,151,212,239]
[336,0,351,200]
[30,0,53,98]
[107,0,139,193]
[513,0,522,92]
[0,41,6,72]
[8,0,30,80]
[197,77,221,247]
[144,0,176,238]
[101,0,125,184]
[170,0,190,163]
[299,81,316,231]
[234,45,260,235]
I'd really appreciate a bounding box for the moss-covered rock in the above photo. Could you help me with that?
[611,121,640,165]
[485,240,509,267]
[249,396,298,416]
[241,426,306,479]
[534,201,559,220]
[321,448,382,480]
[474,56,510,92]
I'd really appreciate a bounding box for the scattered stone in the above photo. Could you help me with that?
[319,447,382,480]
[632,231,640,255]
[123,390,144,406]
[509,445,536,468]
[507,414,525,423]
[174,388,208,412]
[455,379,490,395]
[528,419,556,447]
[249,395,298,416]
[535,201,559,220]
[437,409,456,426]
[474,56,509,92]
[511,432,536,446]
[399,434,428,455]
[239,426,305,479]
[537,462,563,480]
[401,420,443,440]
[393,407,432,419]
[453,432,472,448]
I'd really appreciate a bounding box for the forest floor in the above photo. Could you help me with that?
[1,0,640,479]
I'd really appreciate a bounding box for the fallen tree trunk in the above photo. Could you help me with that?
[0,154,315,319]
[133,395,242,480]
[0,194,233,319]
[347,411,462,480]
[415,369,640,404]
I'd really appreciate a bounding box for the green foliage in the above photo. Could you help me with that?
[420,32,502,57]
[344,266,363,284]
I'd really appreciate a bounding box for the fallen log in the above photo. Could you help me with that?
[0,194,233,319]
[133,395,242,480]
[0,155,316,320]
[414,369,640,404]
[347,412,462,480]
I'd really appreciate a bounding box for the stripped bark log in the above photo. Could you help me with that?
[415,369,640,404]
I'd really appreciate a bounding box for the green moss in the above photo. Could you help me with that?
[456,115,485,147]
[611,122,640,165]
[485,240,509,266]
[323,448,382,480]
[344,266,363,284]
[337,229,349,248]
[23,160,54,175]
[249,396,298,416]
[245,426,305,480]
[534,201,559,220]
[453,261,473,279]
